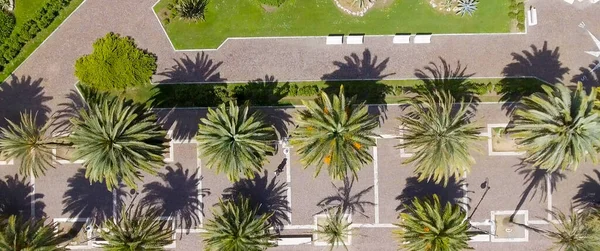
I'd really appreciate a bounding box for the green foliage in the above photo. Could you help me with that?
[196,101,276,182]
[394,195,471,251]
[509,83,600,173]
[542,208,600,251]
[74,32,157,91]
[69,95,168,190]
[0,0,10,11]
[508,0,525,31]
[257,0,287,7]
[314,209,352,250]
[0,215,67,250]
[173,0,209,21]
[290,86,379,180]
[203,198,277,251]
[0,10,15,43]
[0,112,57,178]
[398,91,481,186]
[99,205,175,250]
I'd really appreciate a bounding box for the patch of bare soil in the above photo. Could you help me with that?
[261,4,278,12]
[428,0,458,14]
[373,0,395,9]
[337,0,365,12]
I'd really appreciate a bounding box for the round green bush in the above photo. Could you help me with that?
[257,0,287,7]
[75,32,157,91]
[0,10,16,43]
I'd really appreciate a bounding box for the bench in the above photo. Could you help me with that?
[326,35,343,45]
[413,34,432,44]
[527,7,537,26]
[393,34,411,44]
[276,235,312,245]
[470,234,491,242]
[346,34,364,44]
[564,0,574,4]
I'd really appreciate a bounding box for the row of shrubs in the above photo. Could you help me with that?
[508,0,525,31]
[150,79,526,108]
[0,0,73,72]
[0,10,16,44]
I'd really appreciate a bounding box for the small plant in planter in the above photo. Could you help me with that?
[456,0,478,16]
[314,209,353,250]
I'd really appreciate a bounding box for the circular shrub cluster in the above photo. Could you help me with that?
[0,10,16,43]
[257,0,287,7]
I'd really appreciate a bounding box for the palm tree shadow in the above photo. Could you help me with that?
[234,75,289,106]
[573,169,600,209]
[322,49,395,81]
[156,108,208,142]
[315,176,375,219]
[412,57,479,104]
[498,41,569,113]
[158,52,226,83]
[571,60,600,92]
[222,171,290,231]
[255,107,293,139]
[395,177,467,213]
[0,174,45,220]
[0,74,51,128]
[62,169,121,225]
[512,163,565,220]
[51,90,86,135]
[141,163,209,233]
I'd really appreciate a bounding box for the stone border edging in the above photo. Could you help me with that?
[333,0,374,17]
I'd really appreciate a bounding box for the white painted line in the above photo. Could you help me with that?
[350,223,397,228]
[546,174,552,221]
[461,171,469,219]
[285,146,292,224]
[112,189,117,223]
[196,143,203,227]
[528,220,548,225]
[373,144,379,224]
[30,170,35,219]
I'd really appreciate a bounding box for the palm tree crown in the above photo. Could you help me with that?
[290,86,379,180]
[0,112,56,177]
[0,215,66,250]
[509,83,600,173]
[196,101,276,182]
[203,198,276,251]
[70,95,168,190]
[394,194,471,251]
[100,205,175,250]
[398,91,480,186]
[542,208,600,251]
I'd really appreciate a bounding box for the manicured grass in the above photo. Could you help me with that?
[95,77,544,108]
[155,0,512,49]
[0,0,84,81]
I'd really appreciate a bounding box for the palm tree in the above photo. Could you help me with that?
[70,95,168,190]
[398,91,481,186]
[202,198,276,251]
[314,209,353,251]
[0,112,57,177]
[175,0,209,21]
[509,83,600,173]
[0,215,66,250]
[290,86,379,180]
[394,194,471,251]
[99,204,175,250]
[541,207,600,250]
[196,101,276,182]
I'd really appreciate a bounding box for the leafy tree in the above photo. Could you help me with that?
[175,0,209,21]
[0,215,66,250]
[74,32,157,91]
[541,207,600,251]
[509,83,600,173]
[314,209,352,251]
[99,205,174,250]
[0,112,58,177]
[290,86,379,180]
[196,101,275,182]
[203,198,277,251]
[70,95,168,190]
[398,91,480,186]
[394,195,471,251]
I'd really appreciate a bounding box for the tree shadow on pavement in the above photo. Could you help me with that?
[512,163,565,220]
[158,52,226,83]
[51,90,86,135]
[222,171,289,231]
[322,49,395,81]
[141,163,209,233]
[315,176,375,219]
[573,170,600,209]
[498,41,569,113]
[412,57,478,103]
[0,174,45,220]
[395,177,466,212]
[0,75,51,128]
[571,60,600,91]
[256,107,293,139]
[233,75,289,106]
[62,169,121,225]
[156,108,207,142]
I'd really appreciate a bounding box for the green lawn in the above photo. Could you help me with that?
[0,0,84,81]
[155,0,512,49]
[89,77,544,108]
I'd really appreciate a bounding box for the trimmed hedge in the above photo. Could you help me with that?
[0,10,15,43]
[0,0,72,72]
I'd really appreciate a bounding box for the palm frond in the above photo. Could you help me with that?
[456,0,478,16]
[176,0,209,21]
[543,207,600,250]
[314,209,353,251]
[0,215,66,250]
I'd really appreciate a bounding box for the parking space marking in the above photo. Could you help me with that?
[546,174,553,221]
[373,144,380,224]
[30,171,35,219]
[284,145,292,224]
[197,152,203,227]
